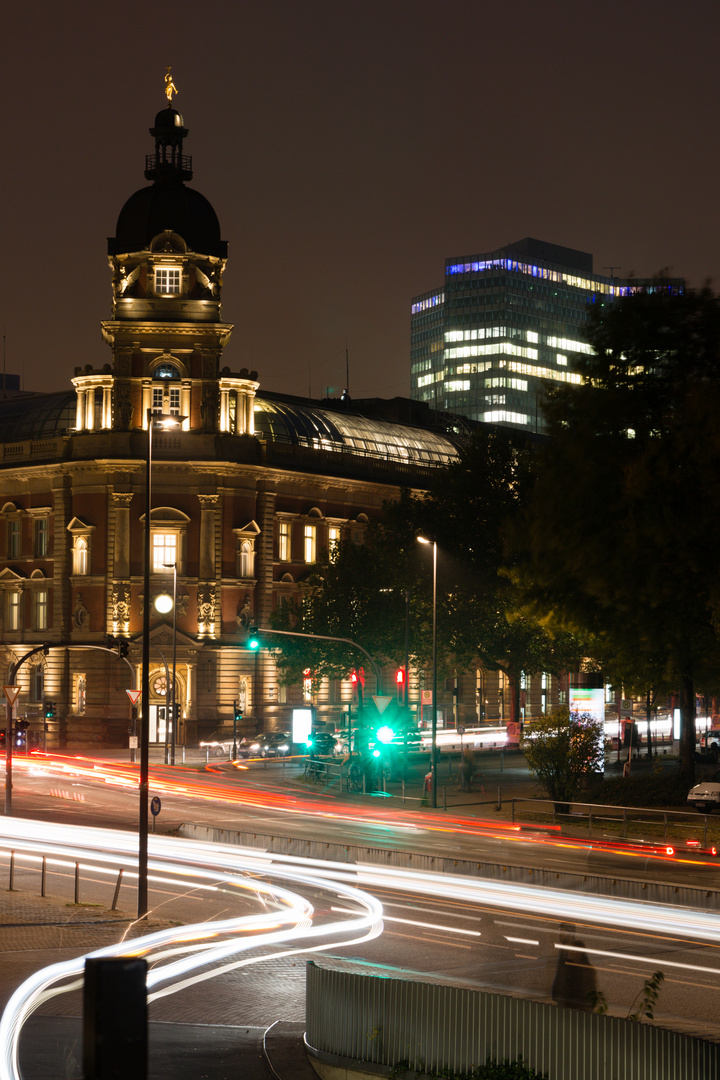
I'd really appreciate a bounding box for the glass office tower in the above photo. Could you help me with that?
[410,238,683,433]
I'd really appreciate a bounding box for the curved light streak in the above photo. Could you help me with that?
[0,818,383,1080]
[3,813,720,1080]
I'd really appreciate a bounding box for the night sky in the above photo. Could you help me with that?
[3,1,719,401]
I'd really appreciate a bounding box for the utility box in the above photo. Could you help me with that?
[83,957,147,1080]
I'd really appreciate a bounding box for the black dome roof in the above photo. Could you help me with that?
[153,107,185,132]
[108,183,227,258]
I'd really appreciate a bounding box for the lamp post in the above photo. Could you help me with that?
[417,536,438,809]
[164,561,177,766]
[139,409,184,921]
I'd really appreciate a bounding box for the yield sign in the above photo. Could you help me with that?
[126,689,141,705]
[372,695,393,715]
[3,686,20,707]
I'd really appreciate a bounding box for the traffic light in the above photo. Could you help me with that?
[44,701,55,720]
[118,639,129,657]
[15,719,29,748]
[247,625,260,650]
[376,725,395,745]
[396,668,405,699]
[234,702,243,722]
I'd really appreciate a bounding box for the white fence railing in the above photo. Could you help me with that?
[306,963,719,1080]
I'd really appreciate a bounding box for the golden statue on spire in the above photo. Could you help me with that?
[164,67,178,103]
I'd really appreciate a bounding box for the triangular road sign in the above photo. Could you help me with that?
[372,695,393,715]
[126,689,141,705]
[3,686,20,707]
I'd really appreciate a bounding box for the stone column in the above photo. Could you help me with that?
[75,389,86,431]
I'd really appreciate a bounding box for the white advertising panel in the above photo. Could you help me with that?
[292,708,313,745]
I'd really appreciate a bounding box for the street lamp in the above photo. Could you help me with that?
[139,409,185,921]
[417,535,438,809]
[162,561,178,766]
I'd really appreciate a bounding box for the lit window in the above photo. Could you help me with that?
[556,353,568,366]
[169,386,181,414]
[153,533,177,572]
[72,536,89,576]
[526,330,539,343]
[278,522,290,562]
[35,518,48,558]
[155,267,181,294]
[34,589,48,630]
[77,675,86,715]
[304,524,316,564]
[328,526,341,561]
[6,590,21,631]
[152,386,164,413]
[239,540,254,578]
[7,519,20,559]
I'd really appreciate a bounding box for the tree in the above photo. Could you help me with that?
[513,286,720,780]
[273,430,585,720]
[522,709,604,812]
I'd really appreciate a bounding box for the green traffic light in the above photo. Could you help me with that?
[376,725,395,744]
[248,637,260,650]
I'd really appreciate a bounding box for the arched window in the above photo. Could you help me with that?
[239,540,254,579]
[73,536,88,576]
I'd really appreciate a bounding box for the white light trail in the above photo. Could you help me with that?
[2,818,720,1080]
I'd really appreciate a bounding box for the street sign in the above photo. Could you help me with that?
[3,686,20,707]
[150,796,161,817]
[421,690,433,705]
[372,696,393,715]
[129,736,138,749]
[126,689,141,705]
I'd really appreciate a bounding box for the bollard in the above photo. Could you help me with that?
[497,786,502,811]
[443,786,446,810]
[111,869,124,911]
[402,779,405,804]
[9,851,14,892]
[41,856,46,897]
[182,746,186,764]
[75,862,80,904]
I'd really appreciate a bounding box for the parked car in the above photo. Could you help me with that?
[200,732,237,757]
[687,770,720,812]
[305,731,339,756]
[239,731,292,758]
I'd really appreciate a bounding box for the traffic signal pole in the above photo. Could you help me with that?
[254,628,384,695]
[4,644,49,816]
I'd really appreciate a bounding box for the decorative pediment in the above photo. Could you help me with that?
[1,502,22,515]
[143,507,191,525]
[233,520,261,538]
[0,567,26,582]
[67,516,95,534]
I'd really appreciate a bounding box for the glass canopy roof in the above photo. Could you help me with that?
[253,398,459,466]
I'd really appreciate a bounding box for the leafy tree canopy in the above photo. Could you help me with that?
[273,429,584,718]
[512,286,720,777]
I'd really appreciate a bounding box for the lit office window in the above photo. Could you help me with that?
[328,526,341,561]
[278,522,290,562]
[304,525,316,564]
[5,590,21,631]
[155,267,181,294]
[153,533,177,572]
[34,589,48,630]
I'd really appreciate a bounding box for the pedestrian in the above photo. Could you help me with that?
[460,748,474,792]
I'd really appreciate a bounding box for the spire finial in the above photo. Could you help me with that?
[164,66,178,103]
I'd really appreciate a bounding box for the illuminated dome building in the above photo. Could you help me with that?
[0,99,554,749]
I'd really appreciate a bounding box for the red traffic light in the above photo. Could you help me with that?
[396,668,405,684]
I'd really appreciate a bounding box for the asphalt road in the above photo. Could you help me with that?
[2,745,720,1080]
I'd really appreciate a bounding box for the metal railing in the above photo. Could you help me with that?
[306,963,720,1080]
[511,797,720,847]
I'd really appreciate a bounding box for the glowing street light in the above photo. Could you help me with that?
[417,535,438,809]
